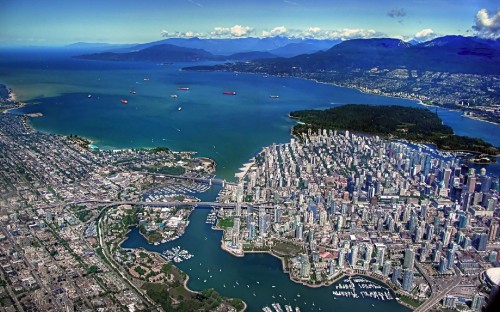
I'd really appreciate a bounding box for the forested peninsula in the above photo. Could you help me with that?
[290,105,500,156]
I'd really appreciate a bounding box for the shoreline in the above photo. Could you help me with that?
[217,236,399,291]
[119,224,248,311]
[216,68,500,127]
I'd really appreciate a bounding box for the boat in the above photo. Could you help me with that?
[223,91,236,95]
[270,95,279,99]
[170,94,178,99]
[120,99,128,104]
[177,87,189,91]
[178,107,182,111]
[129,91,136,94]
[144,78,150,81]
[87,94,92,98]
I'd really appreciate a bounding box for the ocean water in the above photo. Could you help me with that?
[2,49,499,180]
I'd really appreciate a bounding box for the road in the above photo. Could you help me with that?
[414,274,461,312]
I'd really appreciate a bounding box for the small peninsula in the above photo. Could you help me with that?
[289,104,500,156]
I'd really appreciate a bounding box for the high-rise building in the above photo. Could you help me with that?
[258,207,267,236]
[300,258,311,278]
[475,233,488,251]
[338,249,346,267]
[489,222,499,242]
[375,244,386,268]
[443,295,456,309]
[404,248,415,270]
[458,214,468,229]
[402,269,414,292]
[471,294,485,311]
[446,249,455,270]
[392,266,402,284]
[382,262,392,276]
[365,244,373,261]
[350,245,358,266]
[439,256,448,274]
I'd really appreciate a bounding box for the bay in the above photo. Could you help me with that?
[2,49,498,180]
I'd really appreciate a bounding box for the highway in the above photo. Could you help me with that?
[414,279,460,312]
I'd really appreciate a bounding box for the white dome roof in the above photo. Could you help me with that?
[486,268,500,286]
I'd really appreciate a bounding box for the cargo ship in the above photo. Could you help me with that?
[223,91,236,95]
[120,99,128,104]
[270,95,279,99]
[177,87,190,91]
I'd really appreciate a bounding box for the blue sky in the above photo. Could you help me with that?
[0,0,498,46]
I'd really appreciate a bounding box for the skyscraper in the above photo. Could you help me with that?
[404,248,415,270]
[489,222,498,242]
[439,256,448,274]
[350,245,358,266]
[402,269,414,292]
[446,249,455,270]
[382,261,392,276]
[375,244,386,268]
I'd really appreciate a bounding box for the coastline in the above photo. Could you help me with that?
[119,222,248,311]
[220,69,500,127]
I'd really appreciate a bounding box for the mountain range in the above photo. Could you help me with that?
[250,36,500,75]
[76,35,499,75]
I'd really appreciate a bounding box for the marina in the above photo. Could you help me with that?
[332,277,394,301]
[161,246,194,263]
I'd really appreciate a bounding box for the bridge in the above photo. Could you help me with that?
[39,199,275,210]
[146,173,236,187]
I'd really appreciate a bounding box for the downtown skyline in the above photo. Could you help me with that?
[0,0,499,46]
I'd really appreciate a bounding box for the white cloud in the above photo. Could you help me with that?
[161,30,203,38]
[414,28,438,42]
[161,26,385,40]
[211,25,254,37]
[262,26,288,37]
[473,8,500,39]
[328,28,382,40]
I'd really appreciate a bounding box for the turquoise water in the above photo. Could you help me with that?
[2,49,499,180]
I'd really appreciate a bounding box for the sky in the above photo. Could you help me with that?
[0,0,498,46]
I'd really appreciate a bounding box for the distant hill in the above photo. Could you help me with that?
[110,36,341,57]
[76,44,219,62]
[269,39,341,57]
[225,51,278,61]
[290,104,500,155]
